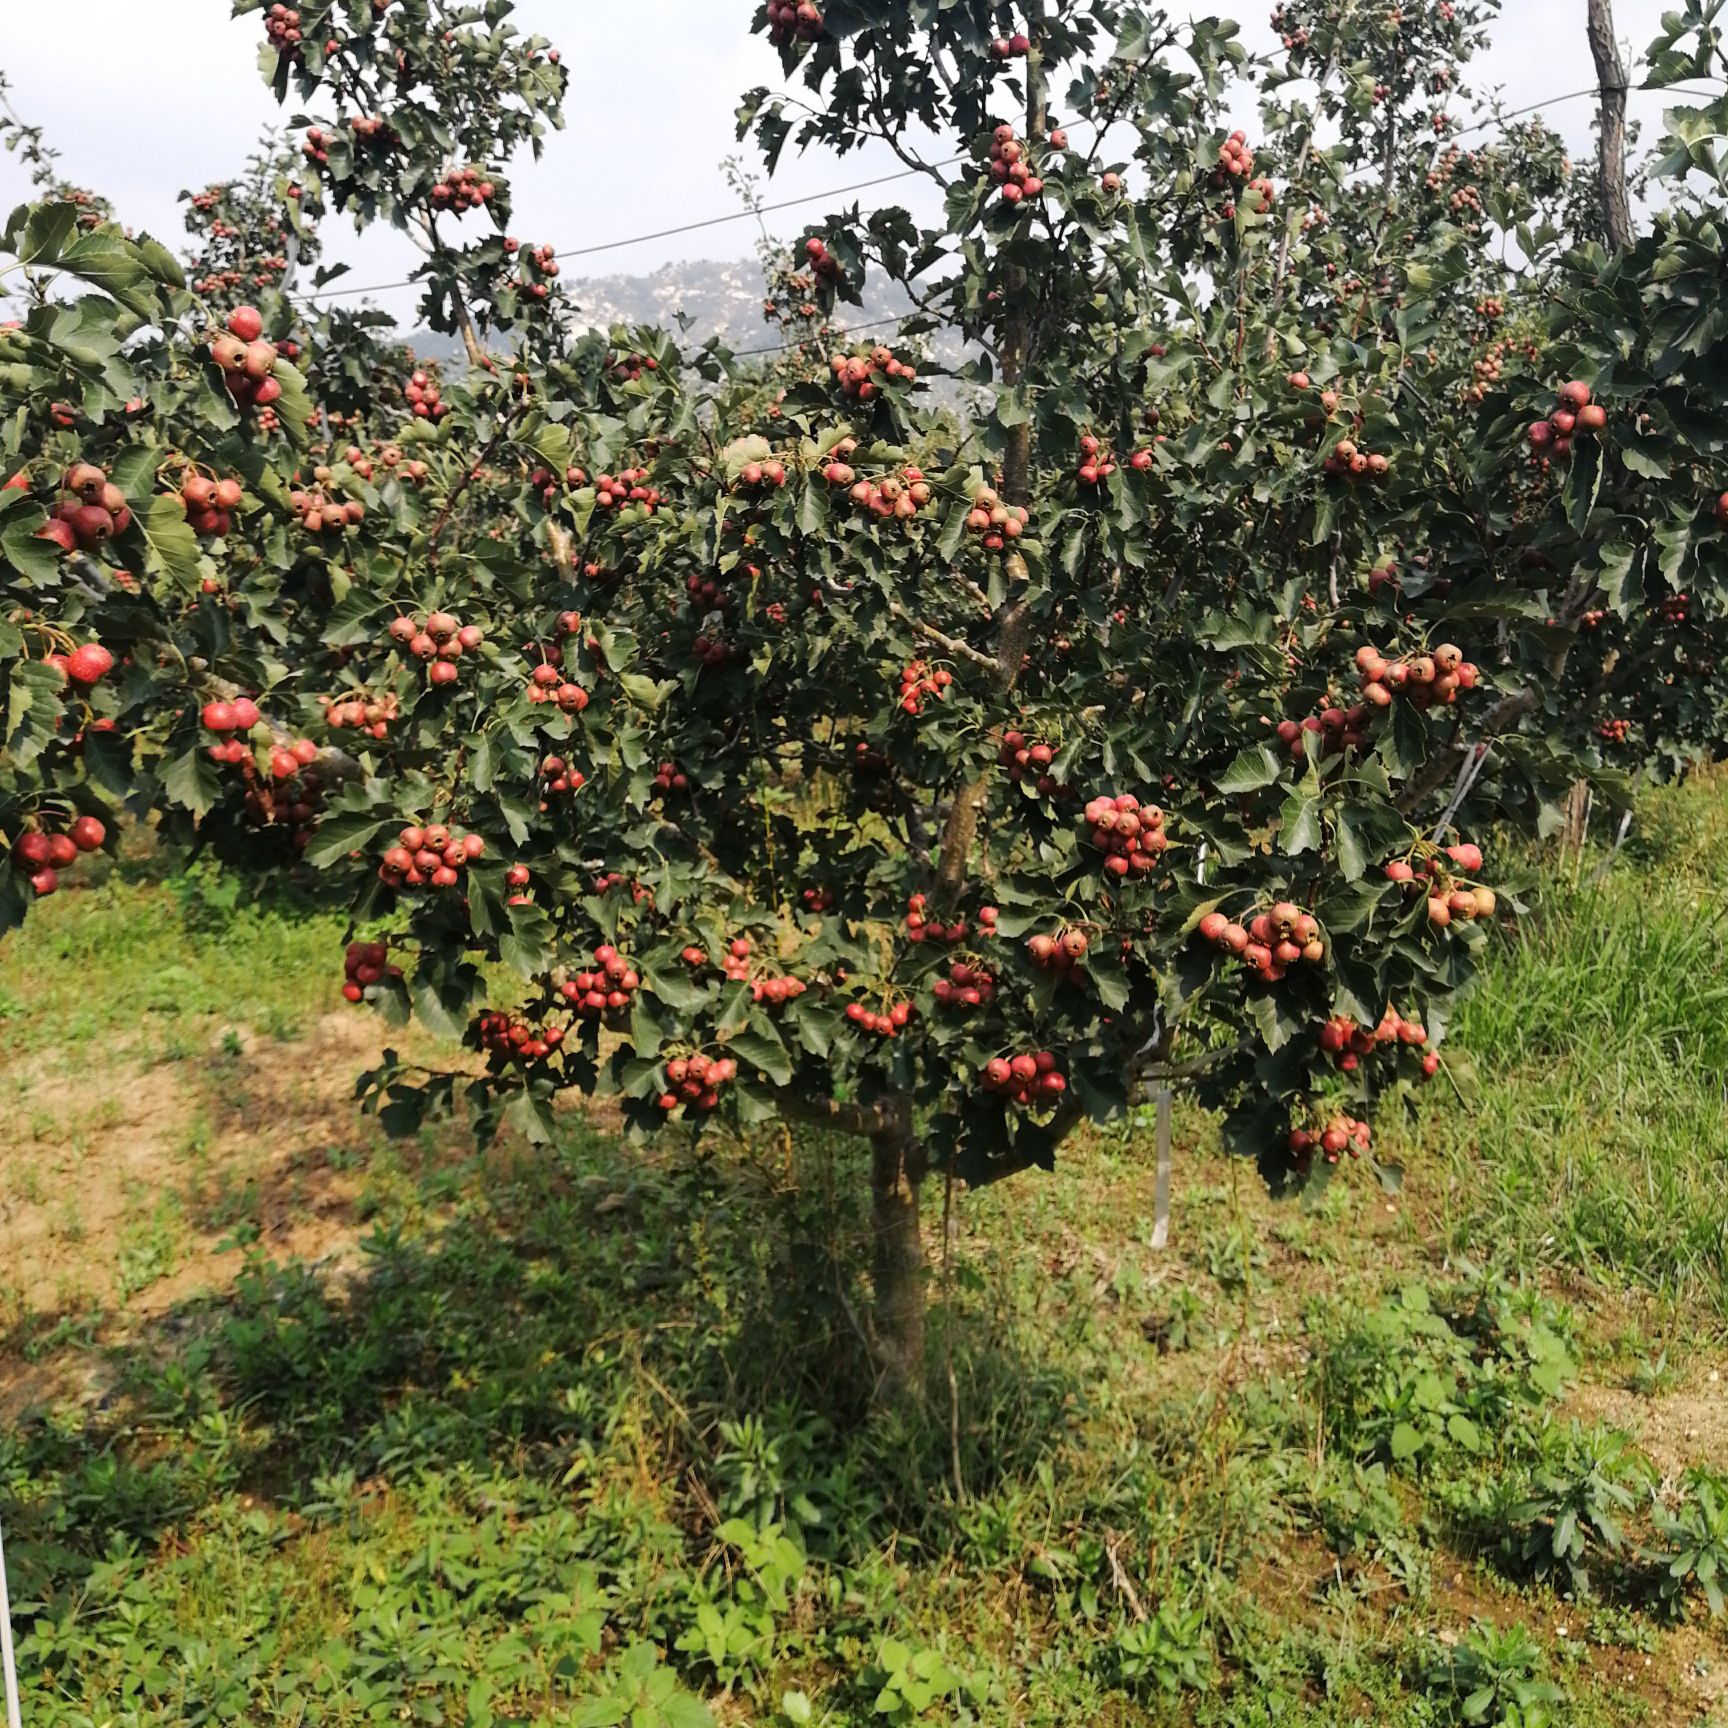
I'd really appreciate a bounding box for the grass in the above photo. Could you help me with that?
[0,785,1724,1726]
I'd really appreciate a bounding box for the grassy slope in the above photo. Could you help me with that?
[0,787,1724,1727]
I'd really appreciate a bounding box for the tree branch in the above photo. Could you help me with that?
[1586,0,1635,251]
[777,1091,904,1137]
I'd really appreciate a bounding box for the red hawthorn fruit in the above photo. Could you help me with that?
[65,644,115,684]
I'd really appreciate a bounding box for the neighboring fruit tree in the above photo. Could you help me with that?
[3,0,1726,1387]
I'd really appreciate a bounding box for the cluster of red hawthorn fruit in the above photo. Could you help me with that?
[430,165,495,212]
[510,242,560,302]
[263,4,304,50]
[605,350,660,385]
[592,467,661,514]
[319,438,424,484]
[965,484,1031,553]
[37,639,113,684]
[179,473,245,536]
[378,822,485,890]
[829,345,917,401]
[529,465,588,506]
[1074,434,1124,487]
[1218,131,1256,182]
[538,754,586,803]
[845,997,914,1038]
[986,126,1044,207]
[1271,706,1371,761]
[1598,717,1632,745]
[1355,641,1478,709]
[1527,381,1606,461]
[801,236,843,285]
[1027,928,1089,977]
[200,696,263,761]
[906,892,983,946]
[322,691,398,738]
[341,940,401,1003]
[560,945,639,1020]
[766,0,824,45]
[1319,1006,1440,1078]
[238,750,324,847]
[1268,6,1312,49]
[1385,841,1496,926]
[981,1050,1067,1109]
[289,484,365,536]
[526,656,589,711]
[476,1010,565,1067]
[652,762,690,795]
[933,959,997,1010]
[1083,794,1169,878]
[1322,437,1390,482]
[1198,903,1325,982]
[11,815,105,898]
[898,660,953,716]
[724,935,808,1006]
[39,462,131,553]
[657,1052,738,1114]
[835,464,932,521]
[999,731,1068,797]
[595,871,653,906]
[736,456,789,490]
[989,29,1032,56]
[209,306,282,414]
[386,611,485,688]
[403,369,449,419]
[1288,1114,1372,1167]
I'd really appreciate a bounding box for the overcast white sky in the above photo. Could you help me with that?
[0,1,1685,323]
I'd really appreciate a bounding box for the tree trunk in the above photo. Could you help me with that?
[869,1114,927,1403]
[1561,777,1593,861]
[1587,0,1634,251]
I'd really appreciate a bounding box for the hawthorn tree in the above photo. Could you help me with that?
[4,0,1728,1393]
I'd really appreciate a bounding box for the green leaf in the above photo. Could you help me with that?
[500,904,556,980]
[1447,1414,1482,1451]
[646,967,711,1013]
[57,228,161,317]
[409,964,478,1041]
[727,1027,793,1087]
[141,493,202,592]
[1389,1421,1423,1462]
[1216,745,1282,793]
[1280,790,1322,855]
[303,813,392,869]
[159,742,221,818]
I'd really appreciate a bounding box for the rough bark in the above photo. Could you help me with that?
[1587,0,1635,252]
[869,1108,928,1403]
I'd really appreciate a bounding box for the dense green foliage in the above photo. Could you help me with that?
[1,779,1725,1724]
[4,0,1728,1361]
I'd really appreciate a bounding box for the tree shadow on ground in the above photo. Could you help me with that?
[1,1118,1082,1599]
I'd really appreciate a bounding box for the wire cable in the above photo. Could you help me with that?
[299,153,973,302]
[291,79,1726,307]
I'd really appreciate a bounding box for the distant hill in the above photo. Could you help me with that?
[405,255,960,369]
